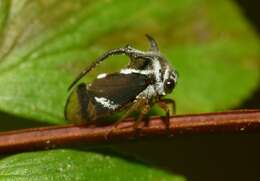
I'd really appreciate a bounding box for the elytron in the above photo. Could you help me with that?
[65,35,178,127]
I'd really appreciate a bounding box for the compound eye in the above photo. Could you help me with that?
[164,79,175,93]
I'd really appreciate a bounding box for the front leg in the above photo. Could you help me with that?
[158,98,176,115]
[157,98,176,129]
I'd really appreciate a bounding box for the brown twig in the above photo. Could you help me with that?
[0,109,260,153]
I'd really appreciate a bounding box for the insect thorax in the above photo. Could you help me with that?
[121,55,173,99]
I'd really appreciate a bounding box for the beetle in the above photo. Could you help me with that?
[64,35,178,128]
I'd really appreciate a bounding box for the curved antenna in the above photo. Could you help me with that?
[68,47,127,91]
[145,34,159,52]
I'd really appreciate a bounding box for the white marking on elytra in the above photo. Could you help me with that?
[97,73,107,79]
[94,97,119,110]
[120,68,153,75]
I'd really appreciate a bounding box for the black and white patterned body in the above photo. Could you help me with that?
[65,35,178,124]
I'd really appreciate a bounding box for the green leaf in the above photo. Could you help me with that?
[0,149,184,181]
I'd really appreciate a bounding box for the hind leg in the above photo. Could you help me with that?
[106,98,149,137]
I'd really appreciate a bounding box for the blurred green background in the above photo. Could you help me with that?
[0,0,259,180]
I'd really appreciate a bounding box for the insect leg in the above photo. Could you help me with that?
[105,98,148,138]
[133,99,150,129]
[157,98,176,130]
[158,98,176,115]
[115,98,147,125]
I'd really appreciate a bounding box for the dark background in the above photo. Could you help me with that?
[237,0,260,109]
[237,0,260,32]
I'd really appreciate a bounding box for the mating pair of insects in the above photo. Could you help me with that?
[65,35,178,130]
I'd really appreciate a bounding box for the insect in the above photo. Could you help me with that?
[64,35,178,128]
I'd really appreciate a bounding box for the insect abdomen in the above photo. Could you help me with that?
[65,83,115,123]
[65,83,93,123]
